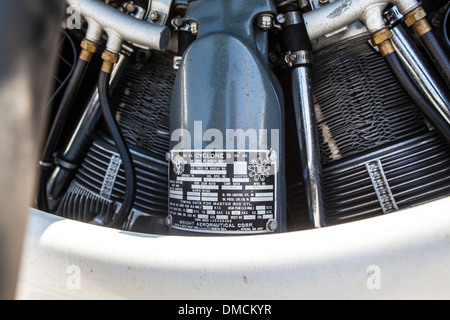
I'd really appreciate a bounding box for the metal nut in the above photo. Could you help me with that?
[171,16,185,28]
[123,2,136,14]
[266,219,277,232]
[165,215,173,227]
[370,28,393,46]
[173,56,182,70]
[101,50,119,64]
[257,14,273,31]
[149,10,159,22]
[101,50,120,74]
[403,6,427,27]
[190,21,198,35]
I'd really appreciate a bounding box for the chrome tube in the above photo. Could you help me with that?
[292,66,325,228]
[390,25,450,124]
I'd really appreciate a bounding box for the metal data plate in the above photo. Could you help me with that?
[168,150,277,234]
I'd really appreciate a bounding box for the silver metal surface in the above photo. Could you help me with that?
[299,0,311,9]
[390,25,450,124]
[360,3,387,33]
[146,0,173,25]
[292,67,325,228]
[303,0,420,40]
[280,11,304,28]
[66,0,171,52]
[310,21,367,52]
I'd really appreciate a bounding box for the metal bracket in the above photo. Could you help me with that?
[308,0,337,10]
[146,0,173,25]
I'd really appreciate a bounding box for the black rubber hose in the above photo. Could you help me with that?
[46,30,78,108]
[420,30,450,88]
[42,58,89,159]
[37,165,52,212]
[443,4,450,52]
[37,57,89,211]
[98,70,137,228]
[383,51,450,143]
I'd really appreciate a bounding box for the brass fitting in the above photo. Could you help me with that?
[79,38,98,62]
[101,50,119,74]
[370,28,393,46]
[371,28,395,56]
[404,6,432,37]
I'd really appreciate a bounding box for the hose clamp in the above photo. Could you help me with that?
[285,50,313,67]
[277,11,303,28]
[383,5,403,28]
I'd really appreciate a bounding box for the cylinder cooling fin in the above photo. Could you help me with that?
[58,50,175,234]
[286,32,450,228]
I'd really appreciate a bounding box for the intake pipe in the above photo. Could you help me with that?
[303,0,420,40]
[66,0,171,53]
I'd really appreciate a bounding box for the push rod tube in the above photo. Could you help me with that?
[303,0,420,40]
[365,17,450,143]
[403,6,450,87]
[66,0,171,53]
[276,1,325,228]
[390,25,450,124]
[292,66,325,228]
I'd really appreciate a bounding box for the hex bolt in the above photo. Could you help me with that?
[258,14,273,31]
[149,10,159,22]
[171,15,185,29]
[125,2,137,13]
[190,21,198,35]
[165,215,173,228]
